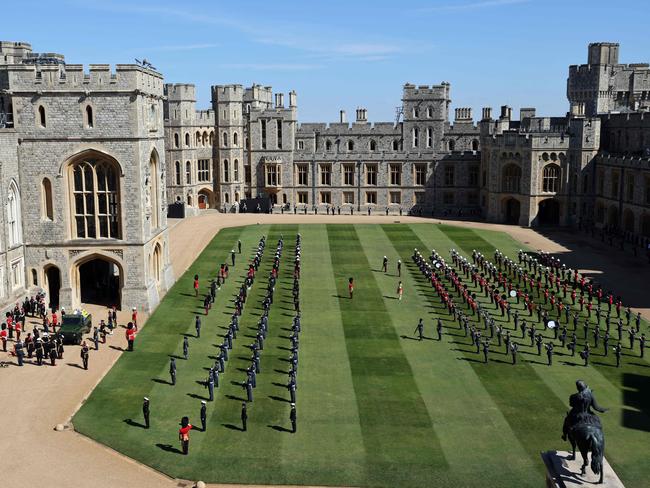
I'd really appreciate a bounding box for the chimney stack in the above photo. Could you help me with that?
[339,110,347,123]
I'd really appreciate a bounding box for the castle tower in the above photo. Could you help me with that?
[402,83,450,152]
[212,85,245,207]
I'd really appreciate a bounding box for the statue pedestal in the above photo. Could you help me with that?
[541,450,625,487]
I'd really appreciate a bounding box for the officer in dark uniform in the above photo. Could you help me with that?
[414,318,424,341]
[510,342,518,365]
[436,319,443,341]
[170,357,177,385]
[244,377,253,402]
[640,333,646,358]
[15,341,24,366]
[382,256,388,273]
[614,343,622,367]
[206,374,215,401]
[290,403,297,433]
[603,331,610,356]
[546,342,554,366]
[143,397,150,429]
[241,402,248,431]
[288,377,297,403]
[35,338,44,366]
[635,311,641,332]
[200,401,207,431]
[238,239,242,254]
[628,328,637,350]
[482,339,490,363]
[195,316,201,338]
[183,336,189,360]
[80,341,89,370]
[93,327,99,350]
[581,344,590,367]
[535,334,543,355]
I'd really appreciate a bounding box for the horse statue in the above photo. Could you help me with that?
[562,380,607,484]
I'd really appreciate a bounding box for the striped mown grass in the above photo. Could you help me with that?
[73,223,650,487]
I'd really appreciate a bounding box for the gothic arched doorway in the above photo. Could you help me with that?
[45,265,61,311]
[504,198,520,225]
[538,199,560,226]
[76,255,122,309]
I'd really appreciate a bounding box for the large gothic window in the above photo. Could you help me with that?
[542,164,560,193]
[502,164,521,193]
[149,152,159,229]
[7,182,22,247]
[71,159,120,239]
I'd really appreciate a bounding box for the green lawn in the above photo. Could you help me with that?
[72,223,650,487]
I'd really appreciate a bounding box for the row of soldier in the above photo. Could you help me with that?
[411,246,643,368]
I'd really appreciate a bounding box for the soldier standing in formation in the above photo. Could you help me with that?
[546,342,554,366]
[183,336,189,360]
[170,357,177,385]
[195,316,201,338]
[241,402,248,431]
[290,403,297,433]
[80,341,90,370]
[397,260,402,277]
[200,401,207,432]
[143,397,150,429]
[436,318,443,341]
[414,318,424,341]
[382,256,388,273]
[615,343,622,367]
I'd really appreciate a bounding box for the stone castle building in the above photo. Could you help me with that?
[0,39,649,313]
[0,41,174,313]
[163,42,650,235]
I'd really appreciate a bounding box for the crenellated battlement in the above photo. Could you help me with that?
[1,62,164,95]
[211,84,244,103]
[297,121,400,135]
[165,83,196,102]
[402,82,450,100]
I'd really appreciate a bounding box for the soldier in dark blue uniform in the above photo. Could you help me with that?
[414,318,424,341]
[241,402,248,431]
[183,336,189,360]
[639,333,646,358]
[545,342,554,366]
[195,316,201,338]
[170,357,177,385]
[206,374,215,401]
[436,319,443,341]
[200,401,207,431]
[614,343,622,367]
[143,397,150,429]
[290,403,297,433]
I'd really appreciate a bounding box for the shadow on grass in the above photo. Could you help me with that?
[156,443,182,454]
[152,378,172,385]
[225,394,247,402]
[222,423,245,431]
[124,418,147,429]
[268,424,292,433]
[458,357,484,364]
[269,395,290,403]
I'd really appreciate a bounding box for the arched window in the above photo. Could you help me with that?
[152,243,162,283]
[187,194,193,207]
[202,131,208,146]
[413,107,419,118]
[185,161,192,184]
[223,159,229,182]
[326,140,332,151]
[7,181,22,246]
[42,178,53,220]
[150,151,159,229]
[542,164,560,192]
[393,140,400,151]
[369,140,376,151]
[223,132,228,147]
[427,106,433,118]
[233,132,238,147]
[31,269,38,286]
[448,139,455,151]
[502,164,522,193]
[347,140,354,151]
[234,159,239,182]
[196,131,201,146]
[174,133,180,148]
[224,193,229,204]
[426,128,433,148]
[412,127,419,148]
[70,158,120,239]
[85,105,94,128]
[209,132,214,146]
[472,139,479,151]
[175,161,181,185]
[38,105,46,128]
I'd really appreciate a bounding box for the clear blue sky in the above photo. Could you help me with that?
[4,0,649,122]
